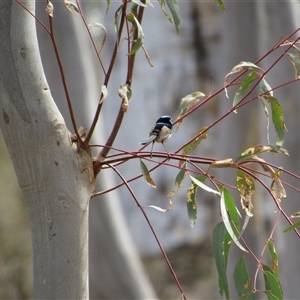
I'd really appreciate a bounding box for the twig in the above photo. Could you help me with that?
[48,8,82,145]
[85,1,128,146]
[15,0,50,34]
[75,0,106,75]
[108,163,187,300]
[93,2,146,175]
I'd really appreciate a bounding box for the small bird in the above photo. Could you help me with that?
[141,115,173,158]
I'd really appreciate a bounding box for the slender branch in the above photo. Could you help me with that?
[108,163,187,300]
[91,154,216,198]
[234,35,300,111]
[165,29,300,155]
[234,77,300,111]
[85,1,128,146]
[93,3,146,175]
[15,0,50,34]
[75,0,106,75]
[239,165,300,238]
[126,4,145,86]
[48,11,82,145]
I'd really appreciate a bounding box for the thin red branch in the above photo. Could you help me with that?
[108,163,187,300]
[74,0,106,75]
[15,0,50,34]
[85,1,128,147]
[92,2,146,175]
[48,13,82,145]
[166,29,300,157]
[239,165,300,238]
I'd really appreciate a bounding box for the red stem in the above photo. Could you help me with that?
[108,163,187,300]
[48,11,82,145]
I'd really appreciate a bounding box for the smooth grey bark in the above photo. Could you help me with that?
[34,1,157,298]
[0,0,95,298]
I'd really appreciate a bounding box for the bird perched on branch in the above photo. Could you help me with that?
[141,115,173,158]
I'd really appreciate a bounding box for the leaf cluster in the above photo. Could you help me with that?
[136,40,300,299]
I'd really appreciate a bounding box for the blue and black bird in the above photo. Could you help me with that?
[141,115,173,158]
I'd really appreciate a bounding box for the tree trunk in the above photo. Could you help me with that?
[34,1,157,298]
[0,0,95,298]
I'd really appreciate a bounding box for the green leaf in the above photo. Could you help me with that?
[190,174,219,195]
[140,159,156,188]
[259,77,273,97]
[263,265,283,300]
[262,96,286,147]
[264,290,280,300]
[158,0,172,23]
[187,181,197,227]
[165,0,180,33]
[219,185,247,252]
[214,0,225,12]
[178,91,206,127]
[132,0,153,7]
[287,52,300,78]
[231,61,261,73]
[269,145,289,156]
[131,3,139,16]
[182,126,207,157]
[158,0,180,33]
[236,170,255,216]
[114,4,124,38]
[283,219,300,233]
[268,240,279,278]
[260,97,271,144]
[213,222,231,300]
[234,257,255,300]
[262,264,273,274]
[126,13,144,55]
[220,186,240,231]
[235,144,289,161]
[105,0,110,14]
[186,175,205,227]
[167,163,187,197]
[224,61,262,98]
[233,71,258,110]
[236,145,267,160]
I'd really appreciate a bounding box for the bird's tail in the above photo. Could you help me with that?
[141,134,156,145]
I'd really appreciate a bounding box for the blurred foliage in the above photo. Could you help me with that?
[0,133,32,299]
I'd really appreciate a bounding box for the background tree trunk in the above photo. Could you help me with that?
[0,0,95,298]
